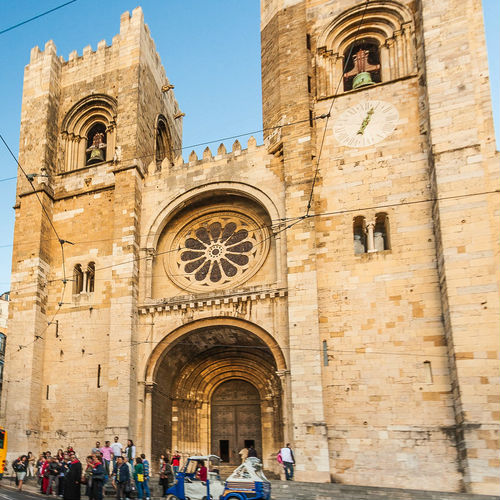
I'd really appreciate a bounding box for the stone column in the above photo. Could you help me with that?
[365,222,375,252]
[144,248,155,299]
[144,382,155,461]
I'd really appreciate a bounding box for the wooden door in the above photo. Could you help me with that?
[211,380,261,464]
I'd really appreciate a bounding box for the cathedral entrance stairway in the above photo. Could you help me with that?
[269,481,500,500]
[3,476,499,500]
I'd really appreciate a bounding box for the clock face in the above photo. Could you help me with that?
[333,100,399,148]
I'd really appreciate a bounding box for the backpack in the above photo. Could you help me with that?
[276,452,283,464]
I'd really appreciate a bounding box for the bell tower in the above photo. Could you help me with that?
[1,7,182,459]
[260,0,499,493]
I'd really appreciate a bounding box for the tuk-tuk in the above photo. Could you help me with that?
[220,457,271,500]
[166,454,224,500]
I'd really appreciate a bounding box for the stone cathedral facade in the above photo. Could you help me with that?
[2,0,499,494]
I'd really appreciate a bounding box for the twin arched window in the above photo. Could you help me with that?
[73,262,95,294]
[316,1,415,97]
[353,213,390,255]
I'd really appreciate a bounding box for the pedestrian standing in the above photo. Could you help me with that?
[125,440,136,462]
[133,457,144,500]
[63,452,82,500]
[111,437,123,468]
[100,441,113,477]
[48,456,61,495]
[139,454,151,500]
[159,458,173,496]
[91,456,105,500]
[41,457,51,494]
[27,451,35,477]
[37,455,46,492]
[238,447,248,463]
[171,452,181,475]
[14,455,28,491]
[84,456,94,500]
[58,455,69,497]
[279,443,295,481]
[112,456,130,500]
[247,445,258,458]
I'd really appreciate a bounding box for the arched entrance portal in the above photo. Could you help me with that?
[147,319,285,470]
[211,380,262,464]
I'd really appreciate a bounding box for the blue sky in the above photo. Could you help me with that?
[0,0,498,291]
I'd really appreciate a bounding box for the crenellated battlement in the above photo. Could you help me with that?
[20,6,182,181]
[157,136,268,172]
[27,7,163,72]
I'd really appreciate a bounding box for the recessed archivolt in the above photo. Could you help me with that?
[61,94,117,135]
[145,317,287,382]
[172,352,281,403]
[60,94,117,171]
[144,182,281,251]
[318,0,414,53]
[315,0,415,96]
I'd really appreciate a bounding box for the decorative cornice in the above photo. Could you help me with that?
[139,287,287,315]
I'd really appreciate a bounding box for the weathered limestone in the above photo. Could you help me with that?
[1,1,498,495]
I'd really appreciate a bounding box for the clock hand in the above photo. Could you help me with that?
[357,107,374,135]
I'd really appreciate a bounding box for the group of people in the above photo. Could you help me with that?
[11,437,180,500]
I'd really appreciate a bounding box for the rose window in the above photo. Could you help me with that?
[166,212,270,291]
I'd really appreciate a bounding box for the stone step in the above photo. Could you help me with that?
[270,481,500,500]
[4,475,499,500]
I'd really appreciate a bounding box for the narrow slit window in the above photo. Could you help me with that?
[322,340,329,366]
[424,361,433,384]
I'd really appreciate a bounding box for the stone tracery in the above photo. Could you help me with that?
[166,210,270,292]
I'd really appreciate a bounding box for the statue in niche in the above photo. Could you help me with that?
[86,131,106,164]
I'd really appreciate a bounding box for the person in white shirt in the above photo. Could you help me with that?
[280,443,295,481]
[111,436,123,467]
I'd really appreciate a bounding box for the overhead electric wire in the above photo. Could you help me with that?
[2,0,496,363]
[0,0,78,36]
[6,186,497,297]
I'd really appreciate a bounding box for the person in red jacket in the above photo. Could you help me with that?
[171,452,181,474]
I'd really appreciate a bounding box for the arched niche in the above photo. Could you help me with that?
[60,94,117,171]
[143,184,282,299]
[144,319,285,469]
[316,0,415,96]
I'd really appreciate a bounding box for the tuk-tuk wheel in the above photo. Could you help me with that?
[201,496,213,500]
[166,495,178,500]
